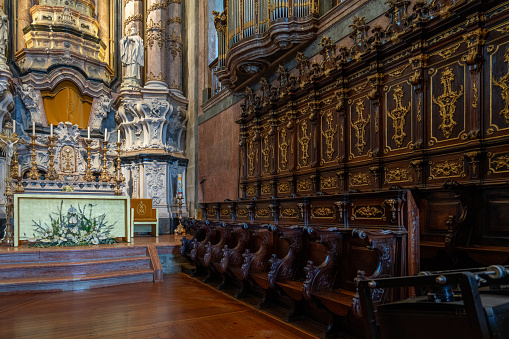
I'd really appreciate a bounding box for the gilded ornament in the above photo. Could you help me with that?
[261,184,271,194]
[385,168,411,183]
[352,100,370,154]
[297,180,311,191]
[322,110,337,161]
[417,96,422,122]
[237,209,248,217]
[433,67,463,139]
[312,207,335,218]
[429,160,464,179]
[246,185,256,196]
[247,140,257,177]
[279,128,289,169]
[387,85,411,147]
[350,172,370,186]
[280,208,298,218]
[256,209,270,217]
[488,153,509,174]
[261,135,272,174]
[220,209,229,216]
[354,205,383,218]
[321,177,338,190]
[278,182,290,193]
[298,120,311,164]
[472,78,478,108]
[206,208,215,217]
[493,48,509,124]
[431,43,461,59]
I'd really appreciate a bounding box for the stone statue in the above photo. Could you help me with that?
[0,7,8,68]
[121,25,144,88]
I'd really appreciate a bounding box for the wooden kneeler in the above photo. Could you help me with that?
[131,199,159,237]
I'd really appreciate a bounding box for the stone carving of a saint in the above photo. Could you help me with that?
[0,7,8,68]
[121,25,144,88]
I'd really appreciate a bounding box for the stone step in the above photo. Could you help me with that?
[0,269,155,294]
[0,246,148,264]
[0,256,151,279]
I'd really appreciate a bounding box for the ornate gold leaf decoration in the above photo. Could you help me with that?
[321,177,338,189]
[387,85,411,147]
[429,160,464,179]
[278,182,290,193]
[261,184,271,194]
[261,135,272,174]
[311,207,335,219]
[431,43,461,59]
[220,209,229,216]
[488,153,509,175]
[493,48,509,124]
[237,209,248,217]
[385,168,411,183]
[280,207,298,218]
[322,111,337,161]
[352,100,370,154]
[297,180,311,191]
[433,67,463,139]
[247,140,258,176]
[246,186,256,196]
[352,205,384,220]
[350,172,370,186]
[298,120,311,164]
[279,128,289,169]
[206,208,215,217]
[256,209,270,217]
[472,78,478,108]
[417,96,422,122]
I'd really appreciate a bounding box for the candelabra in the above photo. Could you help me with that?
[174,194,186,237]
[99,140,111,182]
[113,141,124,196]
[83,138,95,182]
[11,147,24,193]
[26,134,40,180]
[46,135,59,180]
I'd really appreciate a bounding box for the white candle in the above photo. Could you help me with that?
[104,128,107,141]
[87,126,90,139]
[50,124,53,137]
[12,120,15,134]
[118,129,120,142]
[32,121,35,136]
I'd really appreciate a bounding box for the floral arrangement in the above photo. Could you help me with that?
[62,185,74,192]
[27,201,117,248]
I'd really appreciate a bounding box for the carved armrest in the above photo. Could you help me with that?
[220,244,234,272]
[203,241,214,266]
[221,224,250,272]
[267,225,304,289]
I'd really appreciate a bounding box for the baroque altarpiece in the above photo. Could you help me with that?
[0,0,189,235]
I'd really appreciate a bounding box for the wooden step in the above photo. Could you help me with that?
[0,269,155,294]
[0,256,151,279]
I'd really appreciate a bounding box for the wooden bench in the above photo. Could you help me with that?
[131,199,159,237]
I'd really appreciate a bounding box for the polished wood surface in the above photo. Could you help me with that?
[0,273,317,339]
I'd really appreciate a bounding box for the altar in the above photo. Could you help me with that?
[13,194,131,247]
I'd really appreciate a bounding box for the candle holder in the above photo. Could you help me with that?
[83,138,95,182]
[2,177,14,246]
[115,141,125,182]
[46,135,59,180]
[98,140,111,182]
[26,134,40,180]
[174,194,186,238]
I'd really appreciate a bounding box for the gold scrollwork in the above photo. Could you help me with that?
[261,135,272,174]
[279,128,289,169]
[246,186,256,196]
[350,172,370,186]
[299,120,311,164]
[237,209,248,217]
[473,78,478,108]
[261,184,271,194]
[488,152,509,174]
[321,177,338,190]
[220,209,229,216]
[351,204,384,220]
[297,180,312,191]
[352,100,370,154]
[322,111,337,161]
[311,207,335,219]
[432,43,461,59]
[256,209,270,217]
[417,96,422,122]
[247,140,258,177]
[387,85,411,147]
[278,182,290,193]
[206,208,215,217]
[429,160,465,179]
[385,168,412,183]
[493,48,509,124]
[433,67,464,139]
[280,207,298,218]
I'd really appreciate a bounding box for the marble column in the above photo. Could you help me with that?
[16,1,32,53]
[145,0,168,88]
[167,1,183,93]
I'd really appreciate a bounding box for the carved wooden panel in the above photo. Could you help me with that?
[427,153,467,186]
[348,96,372,160]
[320,108,340,166]
[419,191,461,242]
[383,163,414,188]
[277,120,292,174]
[348,167,373,191]
[383,81,414,155]
[481,188,509,245]
[320,173,339,192]
[260,124,274,177]
[296,115,314,170]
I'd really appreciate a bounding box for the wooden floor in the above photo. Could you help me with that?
[0,273,318,339]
